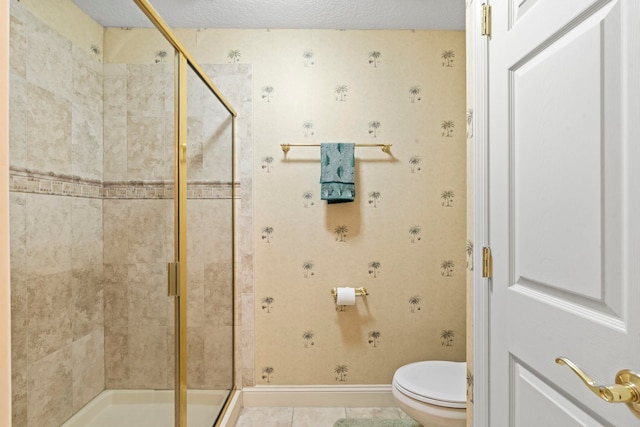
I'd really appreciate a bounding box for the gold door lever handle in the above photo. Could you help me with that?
[556,357,640,415]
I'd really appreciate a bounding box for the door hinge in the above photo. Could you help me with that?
[168,262,179,296]
[482,247,493,278]
[482,4,492,38]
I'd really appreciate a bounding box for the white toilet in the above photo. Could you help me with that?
[392,361,467,427]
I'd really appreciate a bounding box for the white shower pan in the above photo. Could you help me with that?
[62,389,229,427]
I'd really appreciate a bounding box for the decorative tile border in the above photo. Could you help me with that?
[102,181,173,199]
[9,167,238,200]
[10,167,103,199]
[187,182,237,200]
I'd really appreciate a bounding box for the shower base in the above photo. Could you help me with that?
[62,389,230,427]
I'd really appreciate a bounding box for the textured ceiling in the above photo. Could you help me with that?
[71,0,465,30]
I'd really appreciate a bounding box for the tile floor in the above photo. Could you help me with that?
[234,406,415,427]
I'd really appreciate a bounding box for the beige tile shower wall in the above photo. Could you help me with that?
[105,25,255,388]
[102,55,176,390]
[102,198,235,391]
[102,56,251,391]
[9,1,105,425]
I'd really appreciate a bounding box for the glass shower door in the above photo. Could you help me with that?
[183,62,235,426]
[132,2,237,425]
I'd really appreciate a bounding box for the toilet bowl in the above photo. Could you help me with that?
[392,361,467,427]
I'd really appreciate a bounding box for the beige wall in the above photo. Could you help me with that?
[106,27,467,386]
[1,0,12,423]
[18,0,102,58]
[11,7,469,417]
[250,29,467,385]
[0,8,473,420]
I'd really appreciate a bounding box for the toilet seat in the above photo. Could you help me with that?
[392,361,466,409]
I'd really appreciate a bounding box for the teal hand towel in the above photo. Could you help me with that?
[320,143,355,204]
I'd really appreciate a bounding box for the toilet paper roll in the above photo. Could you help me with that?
[336,287,356,305]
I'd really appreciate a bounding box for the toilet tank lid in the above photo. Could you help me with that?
[393,361,467,408]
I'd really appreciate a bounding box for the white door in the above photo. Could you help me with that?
[488,0,640,425]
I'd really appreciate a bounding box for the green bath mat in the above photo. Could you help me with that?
[333,419,422,427]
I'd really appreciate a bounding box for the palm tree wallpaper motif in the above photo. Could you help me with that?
[261,156,274,172]
[302,50,315,67]
[302,121,314,137]
[335,85,349,102]
[368,121,381,137]
[409,295,422,313]
[467,370,474,403]
[261,86,274,102]
[303,191,314,208]
[409,155,422,173]
[441,190,455,207]
[466,240,474,271]
[441,329,455,346]
[368,331,381,347]
[155,50,167,63]
[261,226,274,243]
[261,296,274,313]
[409,225,422,243]
[441,120,455,137]
[368,191,381,207]
[368,261,381,278]
[409,85,422,103]
[368,50,381,67]
[90,44,101,57]
[302,260,315,278]
[334,225,349,242]
[466,108,474,138]
[227,49,241,63]
[441,260,455,277]
[261,366,274,383]
[441,50,455,67]
[302,330,315,347]
[334,364,348,382]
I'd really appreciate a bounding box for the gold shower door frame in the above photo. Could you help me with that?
[132,1,238,426]
[174,52,188,427]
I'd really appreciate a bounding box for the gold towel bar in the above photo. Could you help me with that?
[281,143,392,154]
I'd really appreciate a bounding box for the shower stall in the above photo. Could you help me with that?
[9,0,247,425]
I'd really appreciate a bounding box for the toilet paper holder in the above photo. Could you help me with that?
[331,287,369,303]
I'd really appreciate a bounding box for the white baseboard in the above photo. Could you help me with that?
[241,385,395,408]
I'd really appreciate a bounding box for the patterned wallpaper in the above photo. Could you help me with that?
[105,27,468,385]
[106,27,467,386]
[249,29,467,385]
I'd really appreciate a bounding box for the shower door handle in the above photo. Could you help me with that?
[181,143,187,163]
[168,262,179,296]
